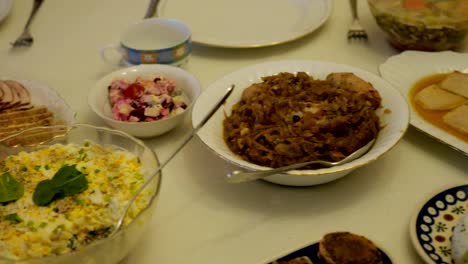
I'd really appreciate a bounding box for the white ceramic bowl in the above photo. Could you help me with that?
[88,64,201,138]
[192,60,410,186]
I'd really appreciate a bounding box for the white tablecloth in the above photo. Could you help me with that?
[0,1,467,263]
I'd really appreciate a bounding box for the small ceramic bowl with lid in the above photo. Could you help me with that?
[368,0,468,51]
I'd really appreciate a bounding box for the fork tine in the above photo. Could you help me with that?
[347,0,368,41]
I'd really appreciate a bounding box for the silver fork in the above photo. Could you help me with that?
[347,0,368,40]
[11,0,44,47]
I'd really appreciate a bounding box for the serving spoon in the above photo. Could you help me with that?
[110,84,234,237]
[226,138,376,183]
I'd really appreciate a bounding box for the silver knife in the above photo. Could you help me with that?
[144,0,160,18]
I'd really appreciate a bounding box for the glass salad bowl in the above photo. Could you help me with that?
[368,0,468,51]
[0,124,161,264]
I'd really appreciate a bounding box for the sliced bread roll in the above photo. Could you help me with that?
[318,232,382,264]
[415,84,467,110]
[443,104,468,134]
[440,71,468,99]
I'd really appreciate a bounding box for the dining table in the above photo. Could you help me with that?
[0,0,467,263]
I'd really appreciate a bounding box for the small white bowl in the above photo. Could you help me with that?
[88,64,201,138]
[192,60,409,186]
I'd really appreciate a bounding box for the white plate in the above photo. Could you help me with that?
[0,0,12,23]
[156,0,333,48]
[379,51,468,155]
[192,60,409,186]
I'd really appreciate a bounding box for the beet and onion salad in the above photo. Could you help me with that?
[108,76,188,122]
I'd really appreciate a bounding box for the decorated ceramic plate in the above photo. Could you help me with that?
[157,0,332,48]
[410,184,468,264]
[267,241,393,263]
[379,51,468,155]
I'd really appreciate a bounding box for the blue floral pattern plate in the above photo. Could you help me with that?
[410,184,468,264]
[268,241,393,263]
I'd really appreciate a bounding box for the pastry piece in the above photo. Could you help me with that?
[440,71,468,99]
[0,106,48,121]
[1,126,67,147]
[318,232,382,264]
[273,256,313,264]
[452,213,468,264]
[415,84,467,110]
[0,111,53,127]
[443,104,468,134]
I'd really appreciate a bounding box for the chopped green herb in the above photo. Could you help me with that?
[20,166,27,172]
[53,224,65,234]
[4,213,22,224]
[67,234,78,250]
[27,220,37,231]
[0,172,24,203]
[107,176,113,182]
[77,149,87,161]
[45,164,50,170]
[74,198,85,205]
[94,169,101,174]
[34,165,41,171]
[33,165,88,206]
[39,222,48,228]
[84,141,90,147]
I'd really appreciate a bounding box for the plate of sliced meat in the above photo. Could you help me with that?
[0,79,76,146]
[380,51,468,155]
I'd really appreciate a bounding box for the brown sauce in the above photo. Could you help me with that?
[409,73,468,143]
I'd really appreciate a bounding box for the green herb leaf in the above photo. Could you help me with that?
[0,172,24,203]
[33,180,55,206]
[4,213,22,224]
[33,164,88,206]
[50,165,88,196]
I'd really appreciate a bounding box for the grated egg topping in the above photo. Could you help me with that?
[0,142,152,259]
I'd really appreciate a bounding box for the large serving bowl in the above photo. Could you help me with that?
[368,0,468,51]
[192,60,410,187]
[0,124,161,264]
[88,64,201,138]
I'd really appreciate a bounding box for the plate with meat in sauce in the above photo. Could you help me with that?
[380,50,468,155]
[192,60,409,186]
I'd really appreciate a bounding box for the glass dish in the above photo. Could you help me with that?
[0,124,161,264]
[368,0,468,51]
